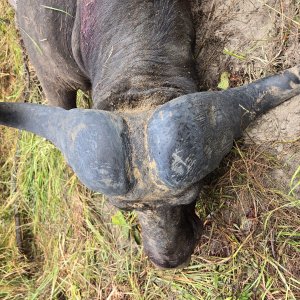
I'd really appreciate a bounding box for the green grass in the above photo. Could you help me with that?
[1,0,300,299]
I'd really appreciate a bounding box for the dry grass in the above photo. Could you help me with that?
[0,0,300,299]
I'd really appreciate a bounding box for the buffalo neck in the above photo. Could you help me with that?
[78,0,198,111]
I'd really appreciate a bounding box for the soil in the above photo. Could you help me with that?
[192,0,300,87]
[191,0,300,196]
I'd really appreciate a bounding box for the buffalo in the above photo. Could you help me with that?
[1,0,300,268]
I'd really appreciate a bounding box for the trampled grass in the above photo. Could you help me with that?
[1,1,300,299]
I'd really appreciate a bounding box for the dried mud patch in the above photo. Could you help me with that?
[192,0,300,87]
[246,95,300,196]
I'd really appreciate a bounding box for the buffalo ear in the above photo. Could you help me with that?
[148,65,300,189]
[0,102,131,196]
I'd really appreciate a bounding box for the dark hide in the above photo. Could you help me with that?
[79,0,198,110]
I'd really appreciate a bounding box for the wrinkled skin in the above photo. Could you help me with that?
[1,0,299,268]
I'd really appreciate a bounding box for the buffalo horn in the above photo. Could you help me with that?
[0,102,130,195]
[148,65,300,188]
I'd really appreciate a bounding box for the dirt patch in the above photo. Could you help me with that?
[192,0,300,87]
[246,95,300,197]
[246,95,300,142]
[192,0,300,198]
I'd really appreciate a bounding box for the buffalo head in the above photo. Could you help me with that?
[2,0,300,268]
[1,65,300,267]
